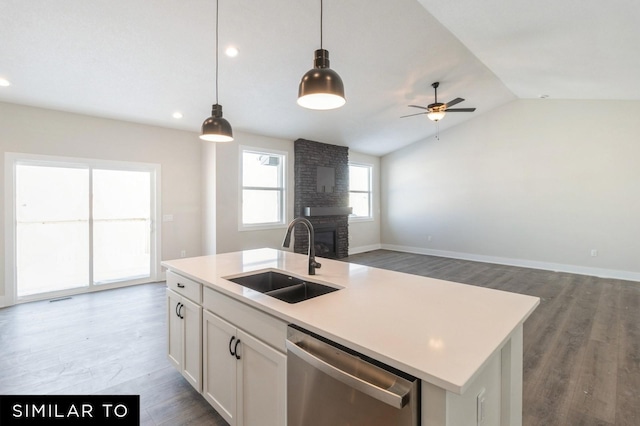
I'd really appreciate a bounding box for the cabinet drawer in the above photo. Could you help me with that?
[203,287,287,353]
[167,270,202,304]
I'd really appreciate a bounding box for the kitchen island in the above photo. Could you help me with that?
[162,248,539,426]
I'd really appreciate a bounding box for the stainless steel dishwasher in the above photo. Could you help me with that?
[286,325,420,426]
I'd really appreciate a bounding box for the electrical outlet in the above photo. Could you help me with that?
[180,250,187,258]
[477,389,486,426]
[590,249,598,257]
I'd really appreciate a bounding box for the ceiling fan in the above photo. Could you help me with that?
[401,82,476,122]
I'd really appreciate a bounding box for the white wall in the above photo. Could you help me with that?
[213,132,383,255]
[214,131,295,254]
[202,140,217,255]
[381,99,640,280]
[0,102,203,303]
[348,150,382,254]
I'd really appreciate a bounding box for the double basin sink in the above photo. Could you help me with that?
[226,270,340,304]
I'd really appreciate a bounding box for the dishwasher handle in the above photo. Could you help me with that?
[286,339,410,409]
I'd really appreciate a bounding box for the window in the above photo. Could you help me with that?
[349,163,373,219]
[240,147,286,229]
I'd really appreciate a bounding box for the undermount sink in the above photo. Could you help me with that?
[226,270,340,304]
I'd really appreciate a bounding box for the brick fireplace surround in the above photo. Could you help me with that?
[293,139,349,259]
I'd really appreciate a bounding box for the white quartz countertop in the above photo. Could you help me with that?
[161,248,539,394]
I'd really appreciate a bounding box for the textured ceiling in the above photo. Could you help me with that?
[1,1,637,156]
[418,0,640,100]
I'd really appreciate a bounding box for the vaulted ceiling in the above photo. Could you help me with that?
[1,0,638,156]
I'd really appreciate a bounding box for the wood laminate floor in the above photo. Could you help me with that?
[0,250,638,425]
[0,284,227,426]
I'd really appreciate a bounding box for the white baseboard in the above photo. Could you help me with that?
[0,295,12,308]
[348,243,382,256]
[380,244,640,283]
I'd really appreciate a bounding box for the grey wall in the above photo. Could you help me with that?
[381,99,640,280]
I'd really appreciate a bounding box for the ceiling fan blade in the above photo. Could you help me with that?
[400,112,429,118]
[445,108,476,112]
[444,98,464,108]
[408,105,429,110]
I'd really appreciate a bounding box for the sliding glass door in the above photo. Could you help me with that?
[12,156,159,300]
[92,169,151,284]
[16,165,90,296]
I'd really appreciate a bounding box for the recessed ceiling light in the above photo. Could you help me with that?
[0,78,11,87]
[225,46,239,58]
[172,112,183,119]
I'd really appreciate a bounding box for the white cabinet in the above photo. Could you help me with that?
[166,271,202,392]
[236,328,286,426]
[202,297,286,426]
[202,310,237,423]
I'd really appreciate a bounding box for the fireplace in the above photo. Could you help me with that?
[294,139,350,259]
[294,216,348,259]
[314,223,337,258]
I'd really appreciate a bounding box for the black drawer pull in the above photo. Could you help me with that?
[177,283,185,288]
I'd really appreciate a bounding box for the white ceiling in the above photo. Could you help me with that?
[1,0,638,156]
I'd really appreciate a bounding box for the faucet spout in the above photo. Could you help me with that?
[282,217,321,275]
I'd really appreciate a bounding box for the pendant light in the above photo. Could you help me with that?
[200,0,233,142]
[297,0,346,110]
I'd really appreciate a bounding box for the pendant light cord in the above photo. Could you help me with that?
[320,0,323,49]
[215,0,219,104]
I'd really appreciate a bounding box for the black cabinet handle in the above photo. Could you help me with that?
[229,336,236,356]
[177,283,185,288]
[178,303,184,319]
[175,302,181,318]
[234,339,241,360]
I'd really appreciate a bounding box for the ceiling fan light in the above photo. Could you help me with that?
[427,110,446,122]
[200,104,234,142]
[298,49,346,110]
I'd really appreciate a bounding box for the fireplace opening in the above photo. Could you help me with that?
[314,224,337,259]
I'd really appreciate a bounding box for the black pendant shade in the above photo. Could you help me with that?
[297,0,346,110]
[199,0,234,142]
[298,49,346,110]
[200,104,233,142]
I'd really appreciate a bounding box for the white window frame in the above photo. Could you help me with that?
[238,146,287,231]
[348,162,374,221]
[3,152,161,305]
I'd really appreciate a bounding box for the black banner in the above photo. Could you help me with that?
[0,395,139,425]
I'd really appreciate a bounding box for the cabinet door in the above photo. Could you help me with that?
[181,297,202,392]
[203,310,238,426]
[237,329,287,426]
[166,289,182,370]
